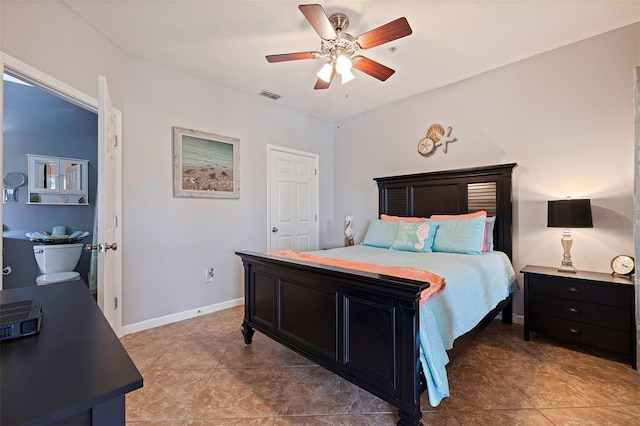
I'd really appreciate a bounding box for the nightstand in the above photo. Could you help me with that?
[521,265,636,368]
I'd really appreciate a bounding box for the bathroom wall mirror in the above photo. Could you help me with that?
[34,159,58,190]
[3,171,26,202]
[27,154,89,205]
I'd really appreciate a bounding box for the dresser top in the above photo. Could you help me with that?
[521,264,635,286]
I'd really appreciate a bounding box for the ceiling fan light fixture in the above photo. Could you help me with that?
[335,53,352,75]
[316,62,334,82]
[340,67,355,84]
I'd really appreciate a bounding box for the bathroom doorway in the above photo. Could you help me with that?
[2,72,98,291]
[1,54,124,335]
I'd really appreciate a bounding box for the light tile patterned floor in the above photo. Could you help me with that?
[121,306,640,425]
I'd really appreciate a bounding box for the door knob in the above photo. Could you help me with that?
[85,242,118,253]
[272,227,278,233]
[102,242,118,251]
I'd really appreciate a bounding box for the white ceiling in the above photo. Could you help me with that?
[63,1,640,122]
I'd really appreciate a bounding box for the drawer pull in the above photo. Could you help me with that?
[566,307,580,313]
[568,328,582,335]
[567,287,581,293]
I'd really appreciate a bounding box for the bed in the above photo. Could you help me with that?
[236,163,517,426]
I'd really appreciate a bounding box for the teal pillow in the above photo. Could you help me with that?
[362,219,399,248]
[390,220,439,253]
[431,215,486,254]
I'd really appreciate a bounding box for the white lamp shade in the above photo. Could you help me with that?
[340,68,355,84]
[335,54,352,74]
[316,63,333,82]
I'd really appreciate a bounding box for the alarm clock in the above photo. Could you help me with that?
[610,255,635,278]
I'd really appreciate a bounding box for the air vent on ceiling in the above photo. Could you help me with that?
[259,90,281,100]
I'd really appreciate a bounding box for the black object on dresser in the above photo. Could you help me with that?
[522,265,636,368]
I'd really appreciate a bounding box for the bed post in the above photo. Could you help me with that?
[501,295,513,324]
[241,261,255,345]
[242,321,255,345]
[396,298,423,426]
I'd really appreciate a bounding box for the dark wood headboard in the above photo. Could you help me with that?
[374,163,517,260]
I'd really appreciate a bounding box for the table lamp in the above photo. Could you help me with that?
[547,198,593,273]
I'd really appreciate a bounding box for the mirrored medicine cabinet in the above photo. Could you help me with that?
[27,154,89,205]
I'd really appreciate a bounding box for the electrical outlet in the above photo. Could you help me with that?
[205,266,214,283]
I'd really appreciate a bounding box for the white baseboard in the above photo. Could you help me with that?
[122,297,244,336]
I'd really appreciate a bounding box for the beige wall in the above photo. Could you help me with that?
[333,23,640,319]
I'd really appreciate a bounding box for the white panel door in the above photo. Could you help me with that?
[268,147,319,252]
[97,75,121,333]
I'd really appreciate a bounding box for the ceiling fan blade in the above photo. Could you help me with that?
[353,56,395,81]
[314,67,336,90]
[356,17,412,50]
[266,52,318,63]
[299,4,337,40]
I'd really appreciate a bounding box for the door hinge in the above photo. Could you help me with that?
[114,297,118,310]
[315,214,318,221]
[315,168,317,175]
[113,216,118,228]
[113,134,119,147]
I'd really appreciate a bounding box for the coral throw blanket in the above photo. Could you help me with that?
[268,250,446,306]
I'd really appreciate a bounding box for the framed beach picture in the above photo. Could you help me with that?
[173,126,240,199]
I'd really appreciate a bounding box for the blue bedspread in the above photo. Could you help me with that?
[306,245,519,406]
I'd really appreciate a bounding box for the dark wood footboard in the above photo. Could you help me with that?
[237,251,429,426]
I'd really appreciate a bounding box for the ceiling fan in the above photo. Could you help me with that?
[266,4,412,89]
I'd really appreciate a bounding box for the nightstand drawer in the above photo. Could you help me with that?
[529,294,631,331]
[528,275,630,308]
[529,314,632,355]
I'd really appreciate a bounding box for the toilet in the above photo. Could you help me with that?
[33,243,83,285]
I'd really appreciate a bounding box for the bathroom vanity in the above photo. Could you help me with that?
[0,280,142,425]
[27,154,89,205]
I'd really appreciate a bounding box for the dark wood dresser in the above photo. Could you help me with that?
[1,280,143,425]
[522,265,636,368]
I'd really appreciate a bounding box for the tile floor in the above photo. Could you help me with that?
[121,306,640,425]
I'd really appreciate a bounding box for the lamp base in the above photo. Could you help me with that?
[558,263,577,273]
[558,229,577,273]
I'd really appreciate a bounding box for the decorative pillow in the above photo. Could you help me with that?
[430,211,488,250]
[362,219,399,248]
[430,215,486,254]
[380,214,425,222]
[484,216,496,252]
[390,220,439,253]
[430,211,487,220]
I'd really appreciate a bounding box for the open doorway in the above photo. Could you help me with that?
[1,54,124,336]
[2,72,98,292]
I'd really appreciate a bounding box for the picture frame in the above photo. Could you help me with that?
[173,126,240,199]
